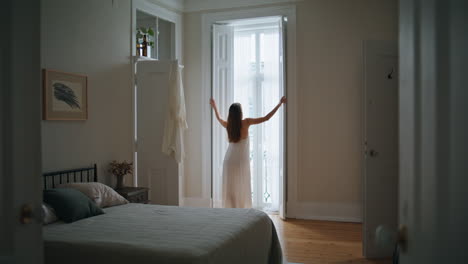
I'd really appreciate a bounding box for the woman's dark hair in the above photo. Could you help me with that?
[227,103,243,143]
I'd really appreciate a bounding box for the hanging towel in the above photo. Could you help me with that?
[162,61,188,163]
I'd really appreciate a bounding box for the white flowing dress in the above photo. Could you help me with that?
[222,137,252,208]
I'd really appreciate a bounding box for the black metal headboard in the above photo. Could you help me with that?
[42,164,97,190]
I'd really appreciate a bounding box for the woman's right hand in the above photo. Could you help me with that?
[280,96,287,104]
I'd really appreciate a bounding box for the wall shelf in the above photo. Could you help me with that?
[133,55,157,64]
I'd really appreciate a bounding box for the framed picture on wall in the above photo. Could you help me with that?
[42,69,88,120]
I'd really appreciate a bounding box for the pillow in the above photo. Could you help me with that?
[43,188,104,223]
[57,182,128,208]
[42,203,58,225]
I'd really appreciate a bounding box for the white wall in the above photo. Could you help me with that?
[293,0,397,220]
[182,0,398,220]
[41,0,133,186]
[183,13,204,198]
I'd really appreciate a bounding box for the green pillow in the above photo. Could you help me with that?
[43,188,104,223]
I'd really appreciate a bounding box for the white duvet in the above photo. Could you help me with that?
[44,203,282,264]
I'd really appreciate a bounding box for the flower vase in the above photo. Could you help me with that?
[115,174,125,189]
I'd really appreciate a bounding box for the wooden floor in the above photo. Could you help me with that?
[269,215,392,264]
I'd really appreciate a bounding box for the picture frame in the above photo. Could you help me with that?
[42,69,88,120]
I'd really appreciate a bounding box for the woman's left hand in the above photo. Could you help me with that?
[210,98,216,108]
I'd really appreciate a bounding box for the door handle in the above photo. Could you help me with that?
[375,225,406,252]
[375,225,397,249]
[369,149,379,157]
[397,225,408,252]
[20,204,34,224]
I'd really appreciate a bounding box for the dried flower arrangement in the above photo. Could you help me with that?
[108,160,133,189]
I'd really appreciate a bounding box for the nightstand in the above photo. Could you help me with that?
[115,187,149,204]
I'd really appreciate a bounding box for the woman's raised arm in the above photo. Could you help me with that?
[210,98,228,128]
[246,96,286,126]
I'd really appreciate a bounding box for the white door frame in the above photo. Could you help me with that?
[200,5,298,216]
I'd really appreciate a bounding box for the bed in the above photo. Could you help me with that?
[42,165,283,264]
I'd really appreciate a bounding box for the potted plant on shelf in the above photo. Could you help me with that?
[136,27,155,57]
[108,160,133,190]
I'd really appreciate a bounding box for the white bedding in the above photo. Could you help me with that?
[44,203,282,264]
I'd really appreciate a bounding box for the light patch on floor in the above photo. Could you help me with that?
[270,215,392,264]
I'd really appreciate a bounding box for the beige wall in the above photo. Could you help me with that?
[41,0,134,186]
[295,0,397,203]
[182,0,398,216]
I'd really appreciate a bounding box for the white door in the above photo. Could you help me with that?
[211,24,234,208]
[136,60,179,206]
[278,16,287,220]
[0,0,43,263]
[398,0,468,262]
[363,40,398,258]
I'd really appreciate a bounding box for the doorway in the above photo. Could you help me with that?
[211,16,286,213]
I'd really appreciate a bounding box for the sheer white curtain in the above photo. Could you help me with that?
[260,29,281,211]
[233,24,282,211]
[233,31,256,206]
[233,32,255,116]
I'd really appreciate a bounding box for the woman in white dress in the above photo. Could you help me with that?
[210,96,287,208]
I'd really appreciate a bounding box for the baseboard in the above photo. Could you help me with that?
[180,197,211,207]
[288,201,362,223]
[180,199,362,222]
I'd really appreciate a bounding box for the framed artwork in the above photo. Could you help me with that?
[43,69,88,120]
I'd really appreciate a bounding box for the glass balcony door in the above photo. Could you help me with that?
[212,16,285,213]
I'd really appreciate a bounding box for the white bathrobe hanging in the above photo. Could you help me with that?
[162,61,187,163]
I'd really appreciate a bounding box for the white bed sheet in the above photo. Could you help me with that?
[44,203,282,264]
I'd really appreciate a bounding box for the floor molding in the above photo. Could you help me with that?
[181,198,362,223]
[288,201,362,223]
